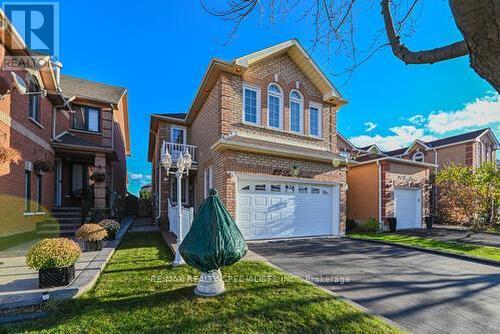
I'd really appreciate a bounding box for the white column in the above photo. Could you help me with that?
[173,170,185,266]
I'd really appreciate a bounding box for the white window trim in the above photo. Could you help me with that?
[412,151,424,162]
[242,83,261,125]
[204,167,213,199]
[267,83,283,130]
[289,90,304,134]
[308,102,322,138]
[171,125,187,145]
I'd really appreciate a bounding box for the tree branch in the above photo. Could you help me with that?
[381,0,469,64]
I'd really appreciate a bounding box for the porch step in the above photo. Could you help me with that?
[36,207,83,237]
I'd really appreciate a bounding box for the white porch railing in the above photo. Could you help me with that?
[161,141,197,164]
[168,199,194,239]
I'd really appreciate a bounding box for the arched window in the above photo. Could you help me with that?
[412,151,424,162]
[267,83,282,129]
[289,90,303,133]
[28,76,41,123]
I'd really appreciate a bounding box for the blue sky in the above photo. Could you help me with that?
[44,1,498,194]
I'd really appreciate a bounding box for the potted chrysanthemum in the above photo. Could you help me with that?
[98,219,120,240]
[26,238,81,288]
[76,223,108,251]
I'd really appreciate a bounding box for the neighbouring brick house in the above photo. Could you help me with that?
[148,40,351,240]
[338,128,499,228]
[0,16,130,241]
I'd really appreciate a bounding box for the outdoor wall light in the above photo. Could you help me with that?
[160,151,172,170]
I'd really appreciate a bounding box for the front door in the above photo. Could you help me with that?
[71,163,88,193]
[394,188,422,229]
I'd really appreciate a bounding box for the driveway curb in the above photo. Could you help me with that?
[348,236,500,267]
[249,253,405,332]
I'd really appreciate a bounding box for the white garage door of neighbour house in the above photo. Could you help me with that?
[236,178,340,240]
[394,188,422,229]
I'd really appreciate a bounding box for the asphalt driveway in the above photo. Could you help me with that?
[249,238,500,334]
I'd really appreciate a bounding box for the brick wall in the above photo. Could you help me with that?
[220,54,339,153]
[0,46,56,237]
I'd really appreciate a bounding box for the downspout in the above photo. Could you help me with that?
[151,129,162,224]
[377,161,382,228]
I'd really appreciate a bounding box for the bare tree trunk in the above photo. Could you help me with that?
[449,0,500,91]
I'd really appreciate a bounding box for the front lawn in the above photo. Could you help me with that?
[349,232,500,262]
[3,232,401,333]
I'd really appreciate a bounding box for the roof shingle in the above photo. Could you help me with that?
[60,74,126,104]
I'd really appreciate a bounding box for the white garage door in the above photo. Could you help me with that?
[394,188,422,229]
[237,179,340,240]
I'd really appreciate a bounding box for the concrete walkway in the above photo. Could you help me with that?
[0,216,134,312]
[397,228,500,248]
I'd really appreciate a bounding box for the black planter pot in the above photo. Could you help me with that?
[386,218,397,232]
[106,231,116,241]
[425,216,433,230]
[84,240,102,252]
[39,264,75,288]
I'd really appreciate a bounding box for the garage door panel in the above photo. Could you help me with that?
[237,179,339,240]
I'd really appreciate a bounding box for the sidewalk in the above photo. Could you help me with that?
[0,216,135,314]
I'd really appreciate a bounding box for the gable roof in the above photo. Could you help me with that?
[60,74,127,105]
[336,133,358,151]
[185,39,346,123]
[234,39,343,102]
[384,128,498,156]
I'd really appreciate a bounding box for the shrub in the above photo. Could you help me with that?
[98,219,120,233]
[349,218,380,233]
[436,162,499,230]
[346,219,356,233]
[26,238,81,270]
[76,223,108,241]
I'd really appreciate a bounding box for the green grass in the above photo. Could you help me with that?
[349,232,500,262]
[2,232,401,334]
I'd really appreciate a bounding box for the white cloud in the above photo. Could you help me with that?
[349,126,436,151]
[408,114,426,125]
[348,92,499,151]
[128,173,152,185]
[427,92,500,134]
[364,122,377,132]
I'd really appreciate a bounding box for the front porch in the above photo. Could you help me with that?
[45,139,118,236]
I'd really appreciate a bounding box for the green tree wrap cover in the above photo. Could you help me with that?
[179,189,248,272]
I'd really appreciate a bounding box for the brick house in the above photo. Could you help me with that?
[0,16,130,241]
[382,128,498,169]
[148,40,351,240]
[338,128,499,228]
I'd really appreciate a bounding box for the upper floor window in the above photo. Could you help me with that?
[28,76,41,123]
[72,105,101,133]
[412,151,424,162]
[289,90,303,133]
[267,83,282,129]
[309,104,321,137]
[243,84,260,125]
